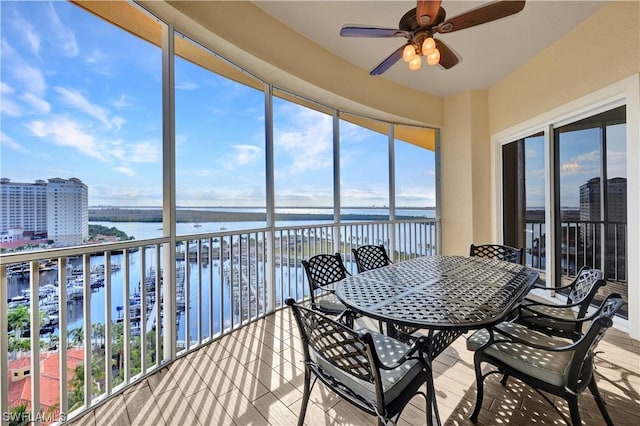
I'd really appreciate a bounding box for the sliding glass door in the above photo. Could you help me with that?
[502,105,627,317]
[554,106,627,314]
[502,132,545,271]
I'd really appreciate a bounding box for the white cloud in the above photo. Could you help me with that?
[0,131,27,152]
[1,38,15,57]
[1,81,15,95]
[26,117,106,161]
[20,92,51,114]
[90,184,162,206]
[129,141,159,163]
[85,48,104,64]
[113,165,135,176]
[112,94,130,109]
[112,116,126,131]
[13,65,46,97]
[607,150,626,178]
[572,150,600,164]
[47,3,78,57]
[561,161,580,174]
[176,81,198,90]
[224,144,261,169]
[0,98,22,117]
[54,87,123,130]
[8,9,40,56]
[276,109,333,174]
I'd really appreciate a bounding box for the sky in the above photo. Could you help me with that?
[0,2,626,212]
[524,123,626,208]
[0,1,436,209]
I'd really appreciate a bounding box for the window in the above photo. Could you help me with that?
[273,92,334,223]
[339,118,389,220]
[501,105,628,318]
[0,1,163,246]
[554,106,627,314]
[174,34,266,236]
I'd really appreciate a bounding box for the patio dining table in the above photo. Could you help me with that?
[335,255,540,426]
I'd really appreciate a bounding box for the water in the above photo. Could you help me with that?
[8,246,311,345]
[8,208,435,345]
[90,207,435,240]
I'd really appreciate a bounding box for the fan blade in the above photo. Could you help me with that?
[370,44,406,75]
[436,0,525,33]
[340,26,409,38]
[435,39,459,69]
[416,0,441,26]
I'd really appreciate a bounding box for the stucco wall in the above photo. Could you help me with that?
[441,91,492,255]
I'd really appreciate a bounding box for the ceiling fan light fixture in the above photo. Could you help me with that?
[402,44,416,62]
[427,48,440,66]
[421,37,436,56]
[409,55,422,70]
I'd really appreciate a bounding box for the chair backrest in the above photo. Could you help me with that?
[566,266,605,312]
[302,253,349,292]
[351,244,392,273]
[566,293,624,393]
[469,243,524,265]
[286,298,383,410]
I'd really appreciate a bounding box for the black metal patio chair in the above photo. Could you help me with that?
[466,293,624,426]
[286,298,434,426]
[352,244,393,273]
[469,243,524,265]
[517,266,606,340]
[302,253,354,326]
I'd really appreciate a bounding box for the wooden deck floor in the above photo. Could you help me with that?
[69,309,639,425]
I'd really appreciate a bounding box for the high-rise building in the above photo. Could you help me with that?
[46,178,89,246]
[0,177,88,246]
[1,178,48,238]
[579,176,627,279]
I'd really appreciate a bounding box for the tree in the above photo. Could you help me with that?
[7,305,29,339]
[91,323,105,349]
[8,402,29,426]
[68,326,83,347]
[48,334,59,350]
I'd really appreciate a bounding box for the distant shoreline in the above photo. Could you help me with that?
[89,208,428,223]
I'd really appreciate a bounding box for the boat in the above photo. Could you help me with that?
[194,223,202,228]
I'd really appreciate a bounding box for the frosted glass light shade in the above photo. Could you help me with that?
[421,37,436,56]
[402,44,416,62]
[409,55,422,70]
[427,48,440,66]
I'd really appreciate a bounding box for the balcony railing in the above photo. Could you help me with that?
[0,219,437,424]
[525,219,627,282]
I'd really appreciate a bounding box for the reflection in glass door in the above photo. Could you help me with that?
[502,133,545,272]
[554,106,627,316]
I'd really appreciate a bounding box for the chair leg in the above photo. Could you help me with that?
[588,376,614,426]
[567,395,581,426]
[297,369,312,426]
[424,365,441,426]
[469,357,485,424]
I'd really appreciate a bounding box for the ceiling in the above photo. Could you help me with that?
[254,1,608,97]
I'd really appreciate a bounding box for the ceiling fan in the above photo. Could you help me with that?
[339,0,525,74]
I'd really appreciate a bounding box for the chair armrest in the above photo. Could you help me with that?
[371,335,429,370]
[489,326,578,352]
[528,283,575,293]
[520,299,584,309]
[519,300,610,324]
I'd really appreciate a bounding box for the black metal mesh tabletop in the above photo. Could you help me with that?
[336,255,539,330]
